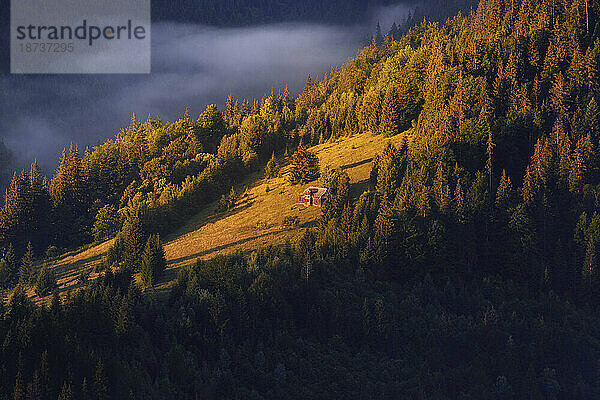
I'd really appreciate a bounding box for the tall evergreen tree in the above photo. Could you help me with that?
[374,192,395,251]
[375,21,384,45]
[94,361,109,400]
[373,141,406,197]
[140,234,166,288]
[13,353,24,400]
[265,152,280,179]
[19,242,35,284]
[50,144,90,247]
[57,382,73,400]
[27,160,52,252]
[380,85,402,137]
[39,350,51,400]
[288,145,320,184]
[0,243,18,287]
[0,171,29,255]
[35,266,57,297]
[122,214,146,271]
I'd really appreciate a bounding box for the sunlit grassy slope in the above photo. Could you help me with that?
[35,132,405,300]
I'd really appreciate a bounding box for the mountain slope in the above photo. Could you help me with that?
[39,132,405,299]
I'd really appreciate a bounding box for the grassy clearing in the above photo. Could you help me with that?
[33,132,405,299]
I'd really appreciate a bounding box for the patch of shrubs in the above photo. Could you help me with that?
[282,215,300,228]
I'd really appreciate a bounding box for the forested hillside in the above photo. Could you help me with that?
[2,0,600,398]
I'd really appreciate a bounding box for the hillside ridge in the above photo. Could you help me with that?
[36,132,405,300]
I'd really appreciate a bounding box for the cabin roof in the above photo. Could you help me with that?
[301,187,328,198]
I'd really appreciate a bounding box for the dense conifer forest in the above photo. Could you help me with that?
[3,0,600,398]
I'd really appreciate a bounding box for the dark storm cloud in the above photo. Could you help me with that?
[0,22,368,177]
[0,2,422,191]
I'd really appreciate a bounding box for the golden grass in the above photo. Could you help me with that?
[32,132,406,299]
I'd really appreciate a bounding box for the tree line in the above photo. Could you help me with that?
[1,0,600,397]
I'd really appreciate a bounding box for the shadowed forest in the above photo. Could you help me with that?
[2,0,600,398]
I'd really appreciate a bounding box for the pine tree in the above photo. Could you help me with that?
[57,382,72,400]
[297,229,315,281]
[50,144,90,247]
[50,290,62,322]
[389,22,399,40]
[454,177,466,222]
[288,145,320,184]
[586,97,600,143]
[433,163,451,213]
[1,171,29,255]
[0,243,18,287]
[583,237,596,288]
[20,242,35,284]
[496,169,514,209]
[35,266,57,297]
[587,40,600,96]
[92,205,121,242]
[27,160,52,252]
[569,133,593,191]
[94,361,108,400]
[375,141,406,197]
[81,378,90,400]
[122,214,146,271]
[224,95,239,127]
[375,21,384,45]
[486,128,495,196]
[39,350,51,400]
[27,370,41,400]
[380,86,402,137]
[13,353,24,400]
[0,258,8,288]
[550,73,568,120]
[265,152,280,179]
[374,193,396,267]
[362,298,372,337]
[140,234,166,289]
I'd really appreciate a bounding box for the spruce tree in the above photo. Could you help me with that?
[50,144,90,247]
[20,242,35,284]
[0,243,17,287]
[265,152,280,179]
[81,378,90,400]
[94,361,108,400]
[380,86,402,137]
[140,234,166,289]
[57,382,72,400]
[586,97,600,142]
[389,22,399,40]
[92,205,121,242]
[375,21,384,45]
[374,192,395,250]
[495,169,514,210]
[1,171,29,255]
[433,163,451,213]
[583,237,596,289]
[288,145,320,184]
[35,266,57,297]
[13,353,24,400]
[39,350,51,400]
[122,214,146,271]
[375,141,406,197]
[27,160,52,252]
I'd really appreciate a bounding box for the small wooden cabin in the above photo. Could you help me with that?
[298,187,328,207]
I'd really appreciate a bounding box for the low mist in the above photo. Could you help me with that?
[0,22,373,186]
[0,2,430,191]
